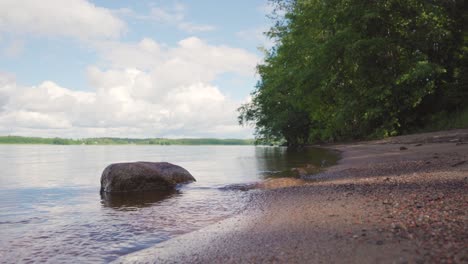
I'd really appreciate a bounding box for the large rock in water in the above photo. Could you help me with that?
[100,162,196,193]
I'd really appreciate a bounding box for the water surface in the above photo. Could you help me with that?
[0,145,335,262]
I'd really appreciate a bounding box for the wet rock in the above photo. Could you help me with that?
[100,162,196,193]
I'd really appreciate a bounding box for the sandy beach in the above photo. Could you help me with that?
[116,129,468,264]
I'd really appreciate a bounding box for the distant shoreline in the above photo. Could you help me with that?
[0,135,255,146]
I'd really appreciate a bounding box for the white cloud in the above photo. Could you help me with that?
[99,36,258,74]
[0,72,16,111]
[149,4,216,33]
[0,36,257,138]
[0,0,126,40]
[93,37,259,96]
[92,38,164,71]
[0,76,252,138]
[114,4,215,33]
[0,110,71,129]
[7,81,95,113]
[0,1,259,138]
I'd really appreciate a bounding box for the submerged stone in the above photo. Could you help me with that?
[100,162,196,193]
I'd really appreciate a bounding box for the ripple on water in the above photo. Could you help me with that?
[0,188,250,263]
[0,145,336,262]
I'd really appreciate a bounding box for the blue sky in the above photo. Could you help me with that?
[0,0,274,138]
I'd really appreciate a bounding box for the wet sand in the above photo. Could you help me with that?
[116,129,468,263]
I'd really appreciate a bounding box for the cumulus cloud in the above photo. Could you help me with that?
[0,72,16,111]
[150,3,216,33]
[0,75,251,138]
[0,36,257,138]
[0,0,257,138]
[0,0,125,40]
[113,3,215,33]
[92,37,259,98]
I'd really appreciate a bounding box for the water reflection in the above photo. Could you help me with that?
[100,190,179,209]
[0,145,338,262]
[254,147,338,178]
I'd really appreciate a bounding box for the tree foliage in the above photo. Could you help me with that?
[239,0,467,146]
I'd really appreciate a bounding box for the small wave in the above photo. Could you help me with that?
[182,186,214,190]
[0,216,46,225]
[258,170,281,174]
[218,183,259,191]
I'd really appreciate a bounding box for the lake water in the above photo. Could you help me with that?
[0,145,335,263]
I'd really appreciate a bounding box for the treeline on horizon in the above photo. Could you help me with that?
[239,0,467,147]
[0,136,255,145]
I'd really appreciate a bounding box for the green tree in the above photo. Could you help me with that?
[239,0,467,146]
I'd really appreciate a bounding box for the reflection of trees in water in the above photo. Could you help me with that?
[255,147,338,178]
[100,190,179,209]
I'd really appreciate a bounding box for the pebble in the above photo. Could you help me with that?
[383,199,392,205]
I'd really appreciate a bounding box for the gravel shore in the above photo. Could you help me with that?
[117,129,468,264]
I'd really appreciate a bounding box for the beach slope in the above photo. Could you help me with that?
[116,129,468,263]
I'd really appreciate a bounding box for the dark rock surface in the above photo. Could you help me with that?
[100,162,195,193]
